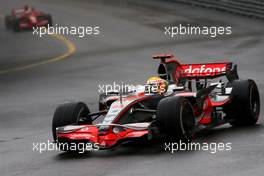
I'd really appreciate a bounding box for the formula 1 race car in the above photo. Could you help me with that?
[52,54,260,152]
[5,5,52,32]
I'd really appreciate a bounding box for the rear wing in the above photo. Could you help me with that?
[12,9,25,15]
[153,54,239,82]
[181,62,231,79]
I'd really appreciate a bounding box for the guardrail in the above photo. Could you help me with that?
[169,0,264,19]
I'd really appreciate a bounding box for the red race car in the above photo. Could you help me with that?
[5,5,52,32]
[52,54,260,152]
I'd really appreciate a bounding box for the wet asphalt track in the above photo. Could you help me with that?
[0,0,264,176]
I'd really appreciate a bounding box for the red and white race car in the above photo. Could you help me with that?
[52,54,260,152]
[5,5,52,32]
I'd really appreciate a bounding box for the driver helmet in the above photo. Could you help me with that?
[145,76,168,95]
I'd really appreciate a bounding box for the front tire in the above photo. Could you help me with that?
[157,96,195,142]
[46,14,52,27]
[5,15,12,29]
[12,18,20,32]
[224,79,260,126]
[52,102,91,141]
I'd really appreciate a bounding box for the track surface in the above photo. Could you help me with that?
[0,0,264,176]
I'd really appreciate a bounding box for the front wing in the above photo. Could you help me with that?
[56,123,150,149]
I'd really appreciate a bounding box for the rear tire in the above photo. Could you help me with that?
[52,102,91,141]
[157,96,195,142]
[224,79,260,126]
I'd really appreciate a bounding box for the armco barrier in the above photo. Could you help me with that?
[99,0,264,20]
[169,0,264,19]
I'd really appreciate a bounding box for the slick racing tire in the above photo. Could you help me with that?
[52,102,91,141]
[224,79,260,126]
[46,14,52,27]
[12,18,20,32]
[5,15,12,29]
[157,96,195,142]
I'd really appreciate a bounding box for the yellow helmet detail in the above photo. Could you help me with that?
[145,76,168,94]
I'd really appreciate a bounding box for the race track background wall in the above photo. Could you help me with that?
[100,0,264,20]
